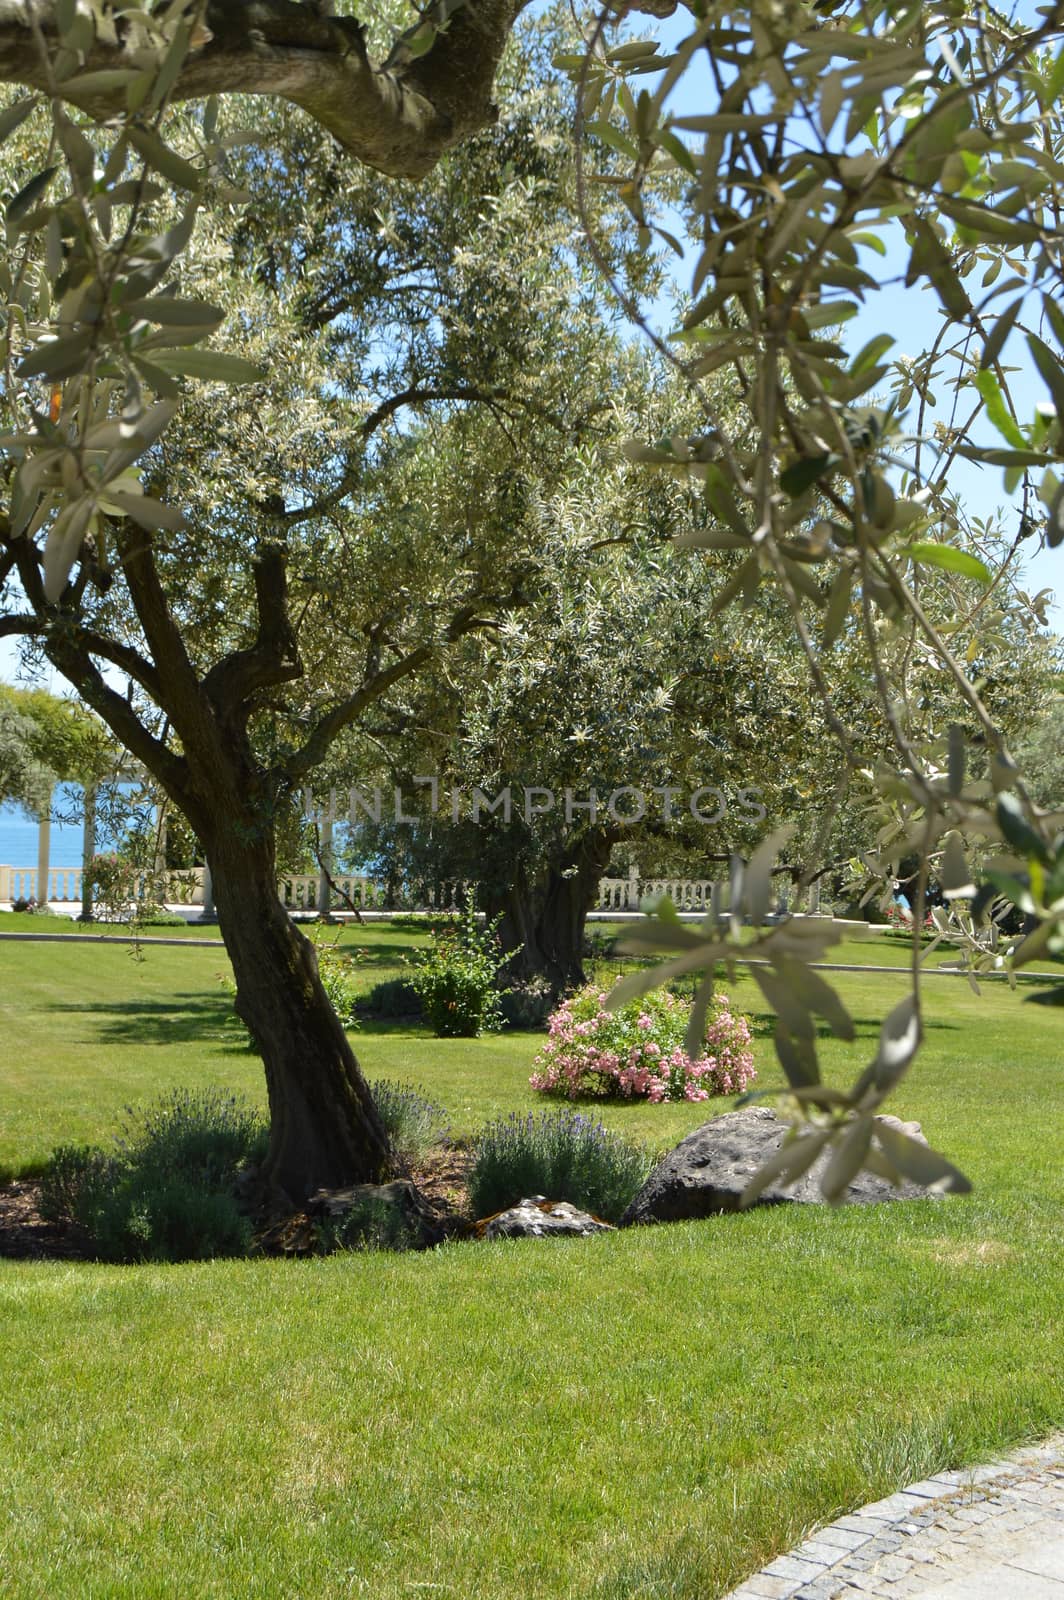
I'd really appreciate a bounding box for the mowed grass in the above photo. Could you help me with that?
[0,929,1062,1598]
[0,908,216,936]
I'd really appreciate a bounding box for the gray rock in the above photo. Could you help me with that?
[479,1197,614,1240]
[620,1107,934,1227]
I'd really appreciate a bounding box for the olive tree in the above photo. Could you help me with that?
[0,0,1061,1202]
[554,0,1064,1196]
[0,16,659,1203]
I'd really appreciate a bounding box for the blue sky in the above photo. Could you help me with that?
[632,2,1062,626]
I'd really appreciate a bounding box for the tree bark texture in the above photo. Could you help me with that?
[0,0,527,177]
[490,828,617,997]
[205,820,390,1205]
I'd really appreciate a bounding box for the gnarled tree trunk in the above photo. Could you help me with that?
[490,828,616,997]
[207,824,390,1204]
[202,817,390,1207]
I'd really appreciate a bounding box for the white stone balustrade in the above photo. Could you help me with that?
[1,861,821,917]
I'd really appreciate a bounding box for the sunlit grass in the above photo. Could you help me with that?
[0,931,1061,1598]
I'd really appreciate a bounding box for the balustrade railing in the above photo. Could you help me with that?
[1,863,825,916]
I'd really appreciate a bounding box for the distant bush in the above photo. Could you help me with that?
[309,928,362,1028]
[498,977,555,1031]
[469,1109,653,1224]
[407,900,514,1037]
[369,1079,450,1162]
[531,984,756,1103]
[388,914,460,935]
[39,1089,266,1263]
[38,1143,116,1226]
[359,977,423,1019]
[133,909,188,927]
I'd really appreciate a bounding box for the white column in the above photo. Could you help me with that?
[199,861,215,921]
[80,783,96,921]
[36,789,52,906]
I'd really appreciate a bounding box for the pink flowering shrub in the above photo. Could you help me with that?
[530,984,756,1104]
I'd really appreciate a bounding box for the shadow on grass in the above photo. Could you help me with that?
[738,1012,959,1042]
[332,941,426,968]
[1025,984,1064,1006]
[44,993,242,1047]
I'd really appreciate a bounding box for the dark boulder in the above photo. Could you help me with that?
[620,1107,934,1227]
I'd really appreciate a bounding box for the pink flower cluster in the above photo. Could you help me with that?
[530,984,756,1104]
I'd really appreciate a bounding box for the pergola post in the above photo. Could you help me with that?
[79,783,96,921]
[36,790,52,907]
[199,860,216,922]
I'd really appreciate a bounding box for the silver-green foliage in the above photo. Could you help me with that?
[555,0,1064,1195]
[469,1108,654,1223]
[39,1088,267,1261]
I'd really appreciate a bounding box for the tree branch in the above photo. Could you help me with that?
[67,628,165,702]
[204,541,303,716]
[0,545,17,591]
[0,0,529,179]
[40,634,191,805]
[279,576,529,781]
[0,614,43,639]
[113,521,203,706]
[281,643,435,782]
[282,383,522,527]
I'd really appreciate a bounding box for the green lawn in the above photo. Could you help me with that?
[0,931,1061,1598]
[0,908,216,936]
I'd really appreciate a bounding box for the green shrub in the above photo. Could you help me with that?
[90,1175,253,1263]
[39,1089,267,1263]
[369,1080,450,1162]
[583,928,618,960]
[407,899,514,1037]
[323,1195,421,1253]
[309,928,362,1028]
[468,1109,653,1224]
[38,1143,116,1226]
[114,1088,268,1181]
[359,977,423,1019]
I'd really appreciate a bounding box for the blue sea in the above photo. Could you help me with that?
[0,782,132,868]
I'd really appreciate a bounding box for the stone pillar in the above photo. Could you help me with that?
[199,861,215,921]
[79,783,96,921]
[36,791,52,906]
[627,862,640,910]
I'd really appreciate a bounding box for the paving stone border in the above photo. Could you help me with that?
[723,1433,1064,1600]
